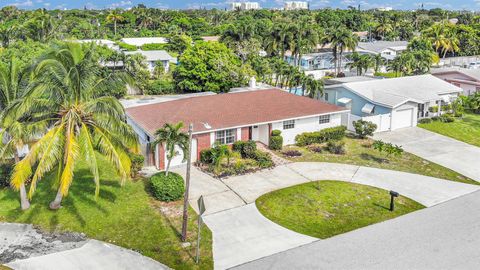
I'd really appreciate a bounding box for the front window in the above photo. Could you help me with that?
[215,129,236,145]
[283,120,295,130]
[319,115,330,124]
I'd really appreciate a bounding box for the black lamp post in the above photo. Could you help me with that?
[389,190,399,211]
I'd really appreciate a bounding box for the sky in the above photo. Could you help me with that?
[1,0,479,11]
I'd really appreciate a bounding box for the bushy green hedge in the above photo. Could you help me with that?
[232,140,257,158]
[269,130,283,150]
[129,153,144,177]
[150,172,185,202]
[0,163,13,188]
[200,149,213,164]
[118,42,137,51]
[253,150,274,168]
[418,118,432,124]
[145,80,175,95]
[141,43,167,51]
[353,120,377,138]
[295,126,346,146]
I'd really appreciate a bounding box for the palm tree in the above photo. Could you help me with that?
[153,122,189,176]
[106,10,124,37]
[10,43,138,210]
[322,28,358,75]
[0,58,43,210]
[302,75,324,99]
[373,54,384,73]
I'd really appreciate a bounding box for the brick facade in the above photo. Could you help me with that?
[194,132,211,161]
[241,127,250,141]
[157,144,165,170]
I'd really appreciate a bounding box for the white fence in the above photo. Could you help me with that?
[343,113,391,133]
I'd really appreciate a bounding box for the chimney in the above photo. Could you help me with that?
[249,77,256,88]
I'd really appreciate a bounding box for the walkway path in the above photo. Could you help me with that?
[374,127,480,182]
[172,162,480,269]
[1,223,168,270]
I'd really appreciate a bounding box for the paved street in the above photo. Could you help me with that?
[233,190,480,270]
[374,127,480,182]
[174,162,480,269]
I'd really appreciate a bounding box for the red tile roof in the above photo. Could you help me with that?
[126,89,347,135]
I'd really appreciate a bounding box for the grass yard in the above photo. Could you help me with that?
[256,180,425,239]
[280,136,477,185]
[0,156,212,270]
[418,113,480,147]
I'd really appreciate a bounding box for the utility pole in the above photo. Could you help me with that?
[181,123,193,242]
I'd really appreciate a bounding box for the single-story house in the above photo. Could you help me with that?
[125,89,348,170]
[120,37,168,48]
[356,41,408,60]
[322,74,463,132]
[124,50,175,73]
[431,68,480,96]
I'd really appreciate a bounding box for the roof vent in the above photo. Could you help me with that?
[202,122,212,129]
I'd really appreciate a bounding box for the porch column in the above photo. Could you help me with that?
[437,100,442,116]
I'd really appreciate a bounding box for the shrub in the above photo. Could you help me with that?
[269,130,283,150]
[353,120,377,139]
[439,115,455,123]
[295,126,346,146]
[418,118,432,124]
[253,150,274,168]
[307,144,323,153]
[0,163,13,188]
[200,149,213,164]
[431,116,440,121]
[141,43,167,51]
[233,140,257,158]
[129,153,145,177]
[150,172,185,202]
[326,141,346,155]
[441,104,452,111]
[145,80,175,95]
[118,42,137,51]
[282,149,302,157]
[429,106,439,113]
[373,140,404,158]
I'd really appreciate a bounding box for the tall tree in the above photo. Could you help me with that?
[106,10,125,37]
[10,43,138,210]
[322,28,358,75]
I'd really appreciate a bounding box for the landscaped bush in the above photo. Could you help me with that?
[141,43,167,51]
[118,42,137,51]
[150,172,185,202]
[307,144,323,153]
[269,130,283,150]
[353,120,377,139]
[282,149,302,157]
[326,141,346,155]
[429,105,439,113]
[145,80,175,95]
[199,149,213,164]
[418,118,432,124]
[129,153,145,177]
[253,150,274,168]
[441,104,452,111]
[439,114,455,123]
[233,140,257,159]
[0,163,13,188]
[295,126,346,146]
[373,140,404,158]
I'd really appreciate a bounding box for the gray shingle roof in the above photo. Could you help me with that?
[124,50,174,62]
[341,74,462,108]
[357,41,408,54]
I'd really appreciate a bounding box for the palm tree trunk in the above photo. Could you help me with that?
[49,189,63,210]
[114,20,117,36]
[165,158,172,176]
[14,152,30,210]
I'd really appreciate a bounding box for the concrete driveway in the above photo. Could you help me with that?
[233,190,480,270]
[173,163,480,269]
[374,127,480,182]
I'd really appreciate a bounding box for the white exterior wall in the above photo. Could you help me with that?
[271,113,343,146]
[391,102,418,130]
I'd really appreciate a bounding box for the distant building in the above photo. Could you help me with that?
[356,41,408,60]
[124,50,175,73]
[431,67,480,96]
[284,1,309,10]
[376,7,393,11]
[230,2,260,10]
[75,39,119,51]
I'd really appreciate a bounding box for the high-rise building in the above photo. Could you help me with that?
[230,2,261,11]
[284,1,309,10]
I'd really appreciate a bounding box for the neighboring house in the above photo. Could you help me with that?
[323,75,462,132]
[284,1,309,10]
[124,50,175,73]
[285,50,355,71]
[125,89,348,170]
[356,41,408,60]
[230,2,260,10]
[75,39,119,51]
[120,37,168,48]
[431,68,480,96]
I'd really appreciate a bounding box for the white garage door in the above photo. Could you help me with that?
[392,108,413,130]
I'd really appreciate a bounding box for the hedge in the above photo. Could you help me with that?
[200,148,213,164]
[269,130,283,150]
[0,163,12,188]
[295,126,346,146]
[118,42,137,51]
[150,172,185,202]
[232,140,257,159]
[129,153,145,177]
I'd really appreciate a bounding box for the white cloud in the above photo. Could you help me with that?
[9,0,34,7]
[109,0,133,8]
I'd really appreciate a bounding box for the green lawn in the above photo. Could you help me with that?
[280,136,477,185]
[0,156,212,270]
[418,113,480,147]
[256,180,425,239]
